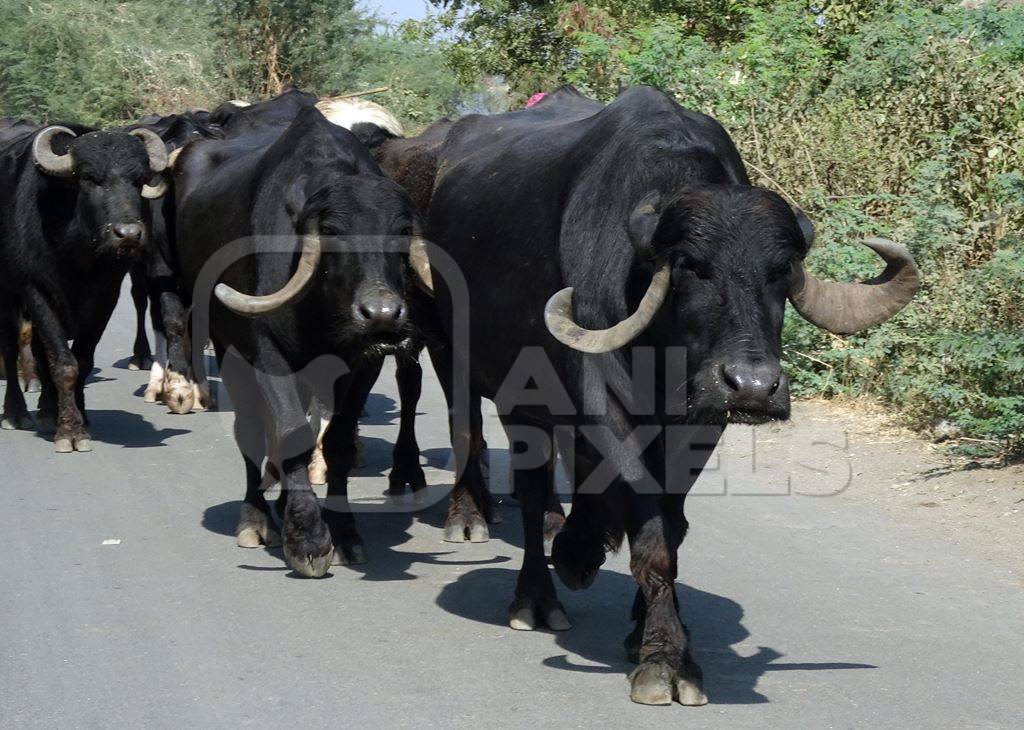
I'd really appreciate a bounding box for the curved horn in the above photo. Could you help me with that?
[32,126,76,177]
[408,236,434,293]
[214,221,322,316]
[131,128,169,199]
[789,237,920,334]
[130,128,168,174]
[141,178,168,199]
[544,261,671,353]
[167,146,183,170]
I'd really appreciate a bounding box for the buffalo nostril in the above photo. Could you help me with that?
[721,361,783,402]
[355,292,406,328]
[722,364,742,392]
[113,223,142,242]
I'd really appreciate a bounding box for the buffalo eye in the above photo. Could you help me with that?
[676,257,712,282]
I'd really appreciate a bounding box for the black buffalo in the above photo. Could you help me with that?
[418,86,919,705]
[123,111,224,413]
[0,120,168,450]
[172,99,423,576]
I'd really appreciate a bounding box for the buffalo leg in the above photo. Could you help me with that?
[624,495,706,706]
[147,242,200,413]
[506,424,570,631]
[144,331,167,403]
[386,351,427,495]
[69,279,124,423]
[219,347,280,549]
[549,467,611,591]
[128,264,152,371]
[23,288,88,452]
[430,343,492,542]
[321,361,381,565]
[253,346,332,578]
[17,319,39,393]
[0,305,31,430]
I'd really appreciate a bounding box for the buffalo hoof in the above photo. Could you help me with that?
[331,541,366,566]
[283,513,333,578]
[387,458,426,495]
[164,374,195,414]
[443,512,489,543]
[236,504,282,548]
[284,545,333,578]
[1,413,32,430]
[143,383,161,403]
[629,661,707,707]
[128,355,152,372]
[508,595,571,632]
[54,433,92,453]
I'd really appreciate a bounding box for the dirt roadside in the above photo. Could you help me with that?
[757,400,1022,584]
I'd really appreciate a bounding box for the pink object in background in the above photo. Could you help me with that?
[526,92,548,108]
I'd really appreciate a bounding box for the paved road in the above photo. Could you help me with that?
[2,282,1022,728]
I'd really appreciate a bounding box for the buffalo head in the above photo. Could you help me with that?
[32,126,167,256]
[543,186,919,425]
[213,174,417,354]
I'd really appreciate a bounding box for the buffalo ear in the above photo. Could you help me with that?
[628,192,663,260]
[284,176,308,223]
[793,207,815,251]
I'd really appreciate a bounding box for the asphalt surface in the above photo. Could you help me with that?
[2,281,1022,728]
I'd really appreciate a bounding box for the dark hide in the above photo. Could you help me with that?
[173,104,419,577]
[123,112,225,408]
[423,85,814,704]
[0,122,162,450]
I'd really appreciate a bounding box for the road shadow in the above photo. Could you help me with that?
[202,497,512,582]
[27,408,190,448]
[360,393,400,426]
[435,566,876,705]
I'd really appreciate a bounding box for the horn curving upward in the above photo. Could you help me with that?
[215,221,323,316]
[789,237,920,335]
[32,126,76,177]
[130,128,169,199]
[408,236,434,292]
[544,261,671,353]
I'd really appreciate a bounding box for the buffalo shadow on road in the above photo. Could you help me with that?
[434,562,877,705]
[24,408,191,449]
[200,479,875,705]
[202,496,513,582]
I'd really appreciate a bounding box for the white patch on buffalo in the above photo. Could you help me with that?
[316,97,404,138]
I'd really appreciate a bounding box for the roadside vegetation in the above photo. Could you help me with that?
[1,0,1021,457]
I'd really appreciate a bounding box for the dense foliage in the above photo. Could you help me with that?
[0,0,463,127]
[426,0,1024,457]
[0,1,1021,454]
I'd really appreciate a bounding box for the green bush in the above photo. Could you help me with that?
[0,1,465,130]
[0,0,231,125]
[428,0,1024,456]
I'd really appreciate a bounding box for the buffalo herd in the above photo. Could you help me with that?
[0,85,919,706]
